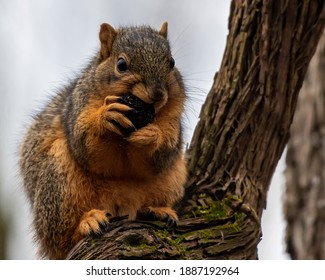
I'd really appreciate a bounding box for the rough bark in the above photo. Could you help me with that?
[68,0,325,260]
[0,209,7,259]
[285,32,325,260]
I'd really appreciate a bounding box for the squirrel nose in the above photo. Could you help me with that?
[152,89,164,102]
[149,86,166,103]
[149,87,168,112]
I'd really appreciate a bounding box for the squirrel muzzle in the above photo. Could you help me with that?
[132,83,168,112]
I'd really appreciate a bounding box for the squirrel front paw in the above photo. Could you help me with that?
[101,96,135,136]
[72,209,110,243]
[127,124,163,148]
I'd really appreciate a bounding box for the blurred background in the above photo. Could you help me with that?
[0,0,289,259]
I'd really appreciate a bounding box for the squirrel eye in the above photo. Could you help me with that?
[117,58,128,72]
[169,57,175,69]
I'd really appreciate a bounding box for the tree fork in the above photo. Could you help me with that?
[68,0,325,260]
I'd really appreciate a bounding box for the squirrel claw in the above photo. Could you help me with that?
[143,206,178,228]
[104,96,120,105]
[73,209,110,241]
[98,222,109,233]
[165,215,177,228]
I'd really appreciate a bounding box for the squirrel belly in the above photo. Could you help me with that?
[20,22,187,259]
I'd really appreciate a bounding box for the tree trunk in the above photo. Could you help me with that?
[0,209,7,259]
[67,0,325,260]
[284,32,325,260]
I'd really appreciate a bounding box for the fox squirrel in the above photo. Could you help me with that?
[19,22,187,259]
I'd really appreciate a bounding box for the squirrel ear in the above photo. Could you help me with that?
[99,23,117,60]
[159,22,168,38]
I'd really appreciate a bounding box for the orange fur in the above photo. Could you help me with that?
[37,95,186,259]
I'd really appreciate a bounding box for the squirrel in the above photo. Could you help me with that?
[19,22,187,259]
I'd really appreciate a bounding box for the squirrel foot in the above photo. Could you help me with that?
[72,209,110,243]
[102,96,135,136]
[144,206,178,227]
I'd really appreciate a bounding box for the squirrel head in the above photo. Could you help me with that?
[97,22,184,113]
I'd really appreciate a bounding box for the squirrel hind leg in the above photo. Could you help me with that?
[139,206,178,227]
[72,209,110,244]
